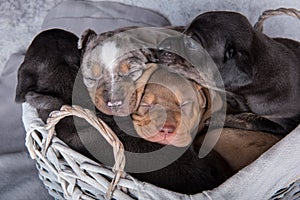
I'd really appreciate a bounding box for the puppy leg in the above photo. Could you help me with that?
[25,91,65,122]
[224,113,286,135]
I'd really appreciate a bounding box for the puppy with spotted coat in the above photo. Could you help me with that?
[79,26,187,116]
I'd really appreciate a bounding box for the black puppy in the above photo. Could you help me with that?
[15,28,233,194]
[15,28,80,119]
[15,28,93,156]
[182,11,300,135]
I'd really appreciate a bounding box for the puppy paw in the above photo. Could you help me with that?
[225,113,286,135]
[25,91,64,110]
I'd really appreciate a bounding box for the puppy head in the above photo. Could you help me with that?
[15,29,80,104]
[80,28,160,116]
[184,11,256,91]
[131,67,207,147]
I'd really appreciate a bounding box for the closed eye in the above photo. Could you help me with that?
[180,100,193,107]
[126,59,144,80]
[83,77,98,88]
[136,102,152,115]
[224,48,236,62]
[86,77,97,81]
[180,101,195,117]
[139,102,152,108]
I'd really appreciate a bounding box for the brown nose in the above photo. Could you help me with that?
[158,124,176,134]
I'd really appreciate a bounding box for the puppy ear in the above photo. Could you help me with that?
[15,65,36,103]
[78,29,97,50]
[141,48,158,63]
[193,83,207,109]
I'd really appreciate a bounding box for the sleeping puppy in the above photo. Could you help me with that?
[193,128,281,172]
[15,28,80,118]
[131,66,210,147]
[126,66,233,193]
[15,28,93,156]
[80,26,185,116]
[172,11,300,135]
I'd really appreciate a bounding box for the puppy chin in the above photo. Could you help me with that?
[169,123,193,147]
[146,132,192,147]
[168,132,192,147]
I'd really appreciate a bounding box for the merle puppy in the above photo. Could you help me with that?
[182,11,300,135]
[79,26,187,116]
[15,28,233,194]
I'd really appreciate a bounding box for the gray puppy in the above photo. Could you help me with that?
[180,11,300,135]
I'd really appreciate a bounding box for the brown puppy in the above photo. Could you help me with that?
[131,66,209,147]
[127,66,233,193]
[194,128,281,172]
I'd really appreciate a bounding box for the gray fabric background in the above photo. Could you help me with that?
[1,0,300,75]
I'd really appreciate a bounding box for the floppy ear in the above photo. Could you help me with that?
[15,64,37,103]
[140,48,158,63]
[78,29,97,50]
[194,85,223,122]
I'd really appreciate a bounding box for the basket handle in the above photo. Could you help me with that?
[254,8,300,32]
[45,105,126,200]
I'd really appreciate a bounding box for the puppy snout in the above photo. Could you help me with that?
[106,89,125,108]
[158,124,176,134]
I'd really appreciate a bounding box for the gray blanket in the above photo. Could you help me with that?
[0,53,51,199]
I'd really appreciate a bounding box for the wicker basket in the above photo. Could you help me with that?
[22,102,300,200]
[23,8,300,200]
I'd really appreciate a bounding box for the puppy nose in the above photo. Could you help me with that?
[158,124,176,134]
[107,99,123,108]
[106,89,125,108]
